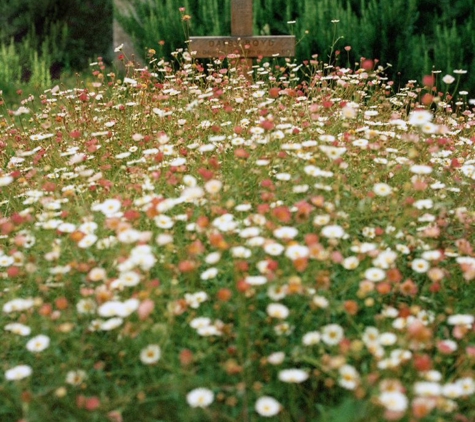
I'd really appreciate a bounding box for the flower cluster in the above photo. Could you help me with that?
[0,47,474,421]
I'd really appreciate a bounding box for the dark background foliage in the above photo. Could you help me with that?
[117,0,475,94]
[0,0,113,77]
[1,0,474,95]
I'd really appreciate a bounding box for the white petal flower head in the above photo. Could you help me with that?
[378,332,397,346]
[255,396,282,417]
[414,381,442,396]
[321,324,344,345]
[118,271,141,287]
[263,242,285,256]
[154,215,174,229]
[204,179,223,194]
[442,74,455,84]
[373,183,392,196]
[190,317,212,329]
[0,175,14,186]
[98,301,124,317]
[77,234,98,249]
[140,344,161,365]
[339,364,360,390]
[319,145,347,159]
[26,334,50,353]
[231,246,252,258]
[3,298,34,313]
[267,352,285,365]
[266,303,290,319]
[457,377,475,396]
[98,198,122,216]
[5,323,31,336]
[245,275,267,285]
[99,317,123,331]
[411,258,430,273]
[156,233,173,245]
[341,105,357,119]
[364,267,386,282]
[442,382,463,399]
[5,365,32,381]
[278,368,309,383]
[181,186,205,201]
[197,324,222,337]
[447,314,474,326]
[0,255,14,267]
[285,244,309,260]
[200,267,218,280]
[408,110,433,126]
[321,225,345,239]
[342,256,360,270]
[186,387,214,408]
[66,369,87,386]
[204,251,221,265]
[313,296,329,308]
[267,285,288,301]
[410,164,432,175]
[421,122,438,134]
[302,331,321,346]
[273,226,298,239]
[313,214,331,226]
[379,391,408,412]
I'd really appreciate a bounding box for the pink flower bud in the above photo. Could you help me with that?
[138,299,155,320]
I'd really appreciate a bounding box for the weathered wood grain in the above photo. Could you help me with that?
[189,36,295,58]
[189,0,295,60]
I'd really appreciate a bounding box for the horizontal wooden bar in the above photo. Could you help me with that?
[189,35,295,58]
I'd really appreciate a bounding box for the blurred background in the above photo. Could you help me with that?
[1,0,474,100]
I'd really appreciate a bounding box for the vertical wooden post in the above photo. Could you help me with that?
[231,0,253,36]
[189,0,295,73]
[231,0,253,77]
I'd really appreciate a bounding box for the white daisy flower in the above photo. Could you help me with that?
[140,344,161,365]
[411,258,430,273]
[267,352,285,365]
[373,183,392,196]
[379,391,408,412]
[266,303,290,319]
[186,388,214,408]
[321,225,345,239]
[66,370,87,386]
[278,368,309,383]
[321,324,344,345]
[5,365,32,381]
[302,331,321,346]
[26,334,50,353]
[255,396,282,417]
[4,323,31,336]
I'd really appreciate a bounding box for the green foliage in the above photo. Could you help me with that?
[116,0,232,60]
[0,0,113,99]
[0,40,22,88]
[0,0,113,73]
[115,0,475,94]
[316,398,369,422]
[29,51,52,90]
[1,53,475,421]
[0,38,53,97]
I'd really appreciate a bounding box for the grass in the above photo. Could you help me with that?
[0,50,475,421]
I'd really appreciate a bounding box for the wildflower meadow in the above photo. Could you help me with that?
[1,44,475,421]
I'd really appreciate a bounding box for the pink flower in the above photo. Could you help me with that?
[437,340,458,354]
[138,299,155,320]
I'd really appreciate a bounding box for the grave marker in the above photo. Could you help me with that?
[189,0,295,64]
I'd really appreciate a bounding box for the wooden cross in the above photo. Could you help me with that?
[189,0,295,67]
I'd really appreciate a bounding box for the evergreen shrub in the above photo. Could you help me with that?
[116,0,475,95]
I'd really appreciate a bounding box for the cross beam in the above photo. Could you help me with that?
[189,0,295,59]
